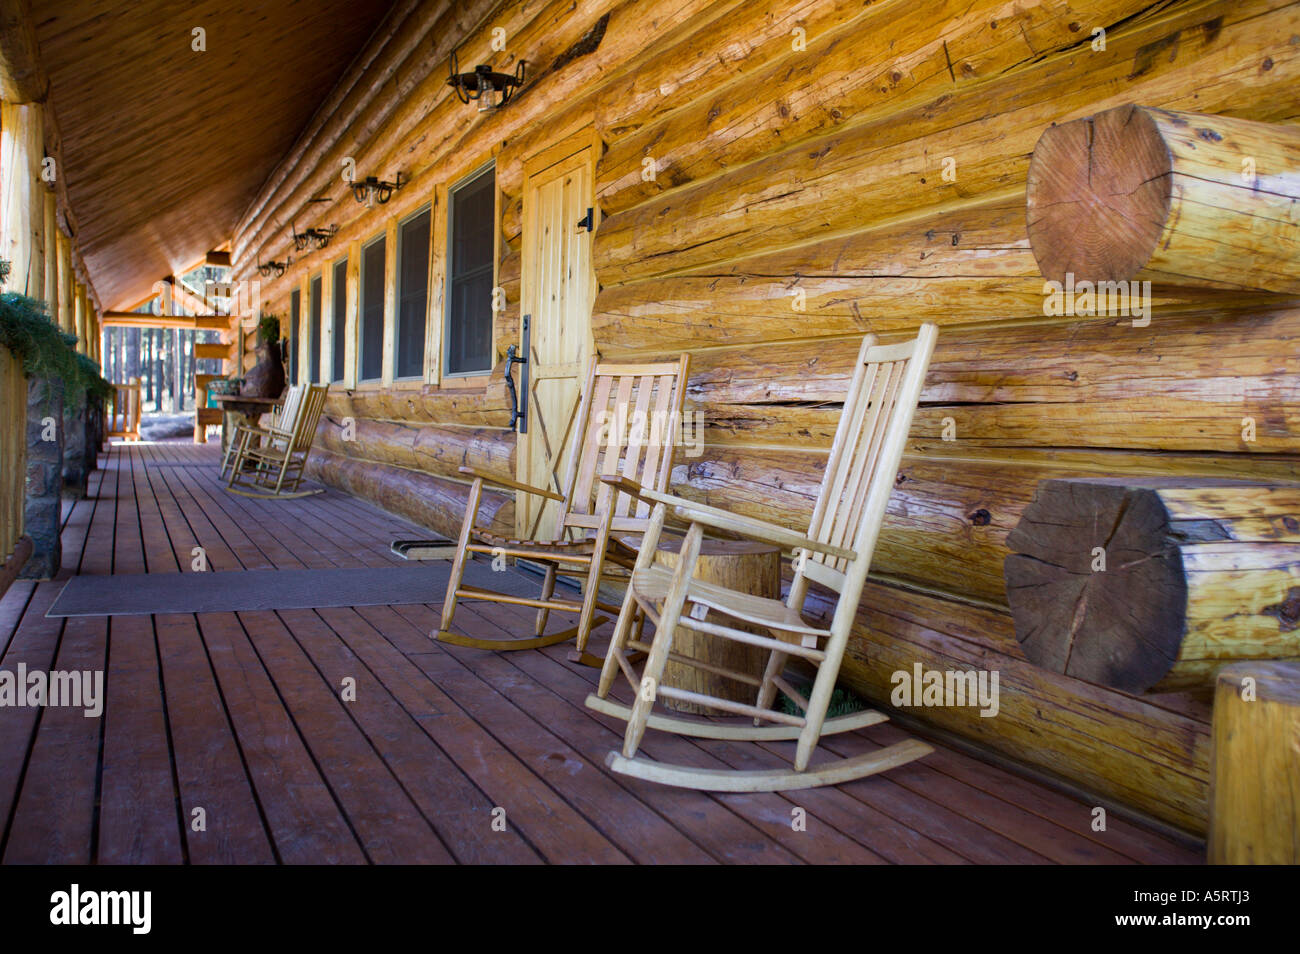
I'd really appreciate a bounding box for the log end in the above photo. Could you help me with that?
[1004,478,1186,693]
[1025,104,1172,285]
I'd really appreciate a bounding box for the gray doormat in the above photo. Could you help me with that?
[47,561,565,618]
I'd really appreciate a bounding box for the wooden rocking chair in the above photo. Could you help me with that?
[219,384,298,480]
[225,383,329,499]
[437,355,690,658]
[587,324,939,791]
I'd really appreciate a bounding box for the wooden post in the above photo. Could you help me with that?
[651,537,781,714]
[1004,478,1300,693]
[56,230,73,333]
[1209,662,1300,864]
[73,281,86,350]
[41,189,57,308]
[0,100,43,296]
[1027,104,1300,294]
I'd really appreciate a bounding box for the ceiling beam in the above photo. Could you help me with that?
[101,312,234,331]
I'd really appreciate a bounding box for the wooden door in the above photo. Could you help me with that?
[517,143,596,540]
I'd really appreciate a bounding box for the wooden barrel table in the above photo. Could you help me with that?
[652,536,781,714]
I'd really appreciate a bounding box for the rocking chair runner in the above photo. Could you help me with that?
[437,354,690,656]
[225,383,329,499]
[587,324,939,791]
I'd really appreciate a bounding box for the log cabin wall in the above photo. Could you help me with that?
[229,0,1300,835]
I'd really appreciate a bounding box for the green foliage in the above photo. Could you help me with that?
[777,682,868,719]
[258,313,280,343]
[75,352,114,402]
[0,257,112,402]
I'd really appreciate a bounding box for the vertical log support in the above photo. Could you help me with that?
[0,100,43,296]
[56,231,73,334]
[1209,662,1300,864]
[1027,104,1300,293]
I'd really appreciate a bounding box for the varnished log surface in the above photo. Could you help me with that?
[0,441,1201,864]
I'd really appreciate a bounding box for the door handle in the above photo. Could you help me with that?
[505,315,530,433]
[575,207,594,233]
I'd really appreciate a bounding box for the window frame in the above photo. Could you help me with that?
[393,203,433,383]
[308,272,323,385]
[442,162,496,381]
[357,231,387,385]
[330,255,348,384]
[288,288,300,385]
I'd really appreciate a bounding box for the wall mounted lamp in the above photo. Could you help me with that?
[257,257,292,279]
[446,49,525,112]
[351,174,405,207]
[292,223,339,251]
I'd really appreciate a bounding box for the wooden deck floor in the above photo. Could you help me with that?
[0,440,1201,864]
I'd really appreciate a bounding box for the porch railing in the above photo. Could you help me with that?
[106,377,142,441]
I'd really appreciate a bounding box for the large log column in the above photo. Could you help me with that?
[1209,661,1300,864]
[1026,104,1300,294]
[1004,478,1300,693]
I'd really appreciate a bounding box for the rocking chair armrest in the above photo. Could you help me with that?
[600,476,856,562]
[457,466,565,502]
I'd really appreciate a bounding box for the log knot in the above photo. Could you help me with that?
[1262,587,1300,633]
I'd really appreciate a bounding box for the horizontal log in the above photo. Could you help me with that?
[673,304,1300,452]
[593,0,1300,284]
[824,578,1211,834]
[316,414,514,484]
[594,0,864,141]
[305,447,512,540]
[1027,104,1300,293]
[324,372,512,428]
[1005,478,1300,693]
[671,444,1300,608]
[597,0,1150,214]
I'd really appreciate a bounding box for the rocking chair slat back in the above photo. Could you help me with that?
[800,326,938,590]
[292,384,330,453]
[561,356,690,534]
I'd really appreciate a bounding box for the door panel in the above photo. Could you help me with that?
[518,145,595,540]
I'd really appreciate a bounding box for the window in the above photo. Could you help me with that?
[396,207,431,380]
[331,257,347,383]
[308,274,322,384]
[288,289,300,384]
[445,165,495,376]
[359,235,386,382]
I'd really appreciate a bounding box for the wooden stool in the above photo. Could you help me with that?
[1209,661,1300,864]
[652,536,780,714]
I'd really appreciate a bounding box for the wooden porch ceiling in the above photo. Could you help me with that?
[31,0,399,312]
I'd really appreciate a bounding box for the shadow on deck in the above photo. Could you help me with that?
[0,441,1201,864]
